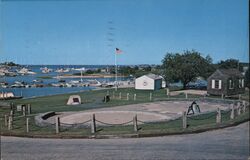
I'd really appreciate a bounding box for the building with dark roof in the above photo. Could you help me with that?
[207,69,245,96]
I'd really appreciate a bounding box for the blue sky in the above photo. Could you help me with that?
[0,0,249,65]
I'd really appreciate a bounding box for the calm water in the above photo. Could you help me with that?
[0,65,130,98]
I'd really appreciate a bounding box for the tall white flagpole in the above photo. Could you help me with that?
[115,50,118,91]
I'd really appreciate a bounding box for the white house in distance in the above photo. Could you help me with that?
[135,73,163,90]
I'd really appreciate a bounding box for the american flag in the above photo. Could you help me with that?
[115,48,122,54]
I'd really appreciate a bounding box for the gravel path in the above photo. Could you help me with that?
[1,122,249,160]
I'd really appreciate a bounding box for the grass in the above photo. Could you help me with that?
[0,88,249,138]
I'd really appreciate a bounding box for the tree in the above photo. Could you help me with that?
[245,68,249,88]
[162,50,215,89]
[218,59,243,71]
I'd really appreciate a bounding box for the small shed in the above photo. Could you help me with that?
[135,73,162,90]
[207,69,245,96]
[67,95,81,105]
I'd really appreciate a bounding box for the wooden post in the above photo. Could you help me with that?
[238,94,241,100]
[8,116,12,130]
[185,92,188,99]
[182,111,187,129]
[119,92,122,99]
[221,94,224,99]
[55,116,60,134]
[150,92,152,101]
[127,93,129,101]
[243,104,246,113]
[26,118,30,133]
[166,88,169,96]
[134,94,136,101]
[216,108,221,124]
[22,105,26,116]
[10,110,13,118]
[91,114,96,134]
[10,102,14,110]
[11,103,15,115]
[133,115,138,132]
[230,104,235,120]
[112,91,115,99]
[104,96,107,103]
[237,102,241,115]
[4,114,8,127]
[27,104,31,115]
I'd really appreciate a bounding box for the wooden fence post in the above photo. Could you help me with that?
[182,111,187,129]
[4,114,8,127]
[150,92,152,101]
[119,92,122,99]
[26,118,30,133]
[127,93,129,101]
[242,101,246,113]
[221,94,224,99]
[91,114,96,134]
[134,94,136,101]
[166,88,169,97]
[185,92,188,99]
[237,102,241,116]
[238,94,241,100]
[22,105,26,116]
[230,104,235,120]
[112,91,115,99]
[216,108,221,124]
[55,116,60,134]
[27,104,31,115]
[8,116,12,130]
[133,115,138,132]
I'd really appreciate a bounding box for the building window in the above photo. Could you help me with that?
[239,79,244,88]
[212,80,221,89]
[229,79,234,89]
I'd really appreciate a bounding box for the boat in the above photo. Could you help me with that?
[41,67,53,74]
[17,68,36,75]
[0,92,22,100]
[55,68,70,73]
[88,79,102,87]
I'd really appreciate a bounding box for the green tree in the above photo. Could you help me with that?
[218,59,243,71]
[245,68,249,88]
[162,50,215,89]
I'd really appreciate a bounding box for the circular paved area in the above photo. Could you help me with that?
[46,100,229,125]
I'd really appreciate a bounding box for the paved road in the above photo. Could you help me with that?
[1,122,249,160]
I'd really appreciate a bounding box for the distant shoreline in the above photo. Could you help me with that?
[54,74,129,79]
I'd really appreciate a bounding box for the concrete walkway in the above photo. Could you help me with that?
[1,122,249,160]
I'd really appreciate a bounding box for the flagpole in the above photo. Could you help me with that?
[115,50,118,91]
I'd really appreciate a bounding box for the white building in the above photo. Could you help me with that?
[135,73,162,90]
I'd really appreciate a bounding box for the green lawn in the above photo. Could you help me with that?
[0,88,249,138]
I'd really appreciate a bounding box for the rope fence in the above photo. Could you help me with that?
[1,99,249,134]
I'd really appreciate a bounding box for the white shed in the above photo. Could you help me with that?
[135,74,162,90]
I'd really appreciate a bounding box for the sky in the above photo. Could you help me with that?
[0,0,249,65]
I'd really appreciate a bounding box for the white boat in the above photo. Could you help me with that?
[88,79,102,87]
[55,68,70,73]
[18,68,36,75]
[41,67,53,73]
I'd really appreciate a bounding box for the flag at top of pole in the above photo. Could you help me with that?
[115,48,122,54]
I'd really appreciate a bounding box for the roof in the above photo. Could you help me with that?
[217,69,243,77]
[145,73,162,80]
